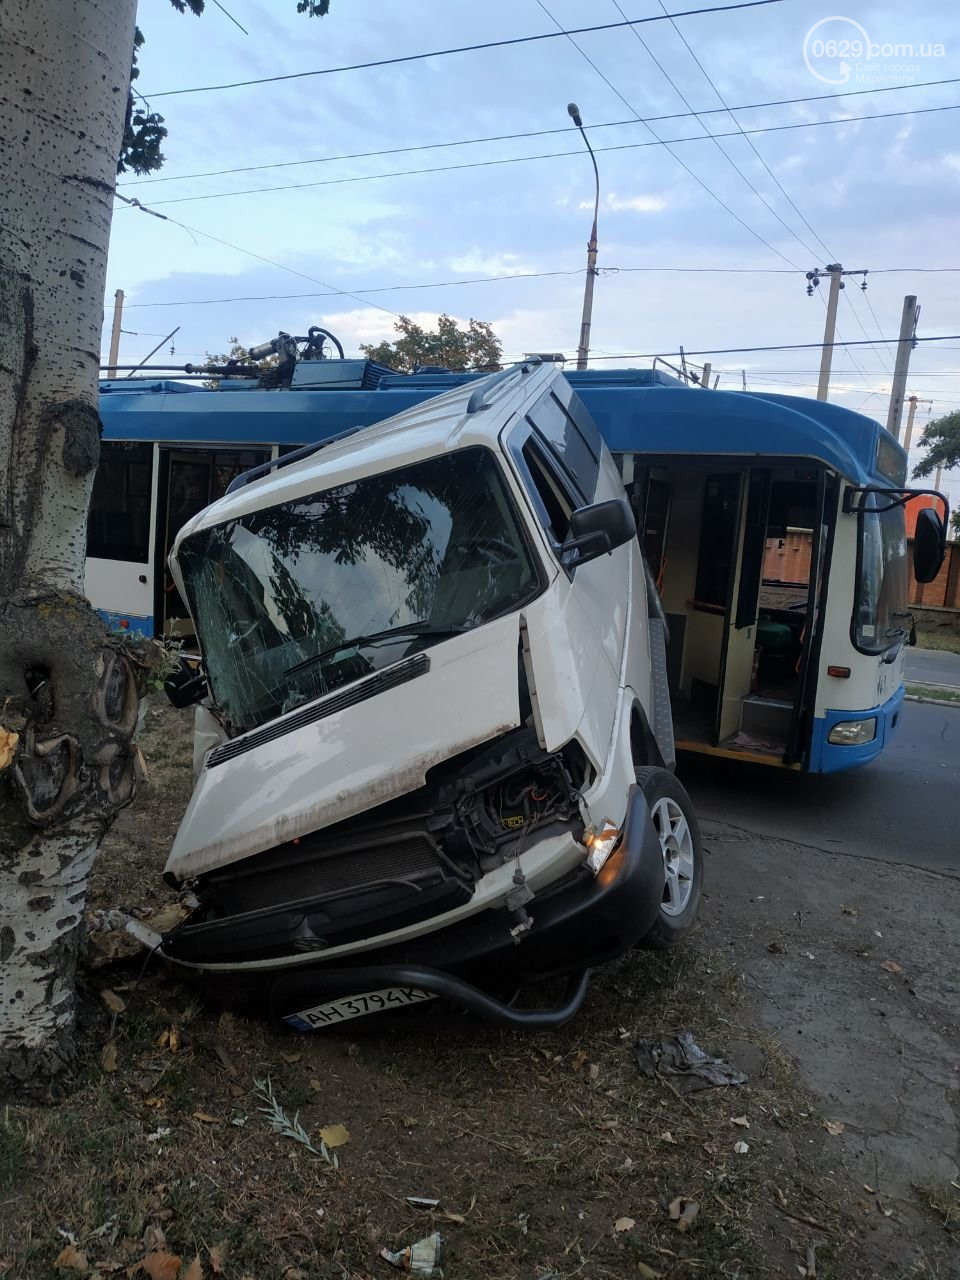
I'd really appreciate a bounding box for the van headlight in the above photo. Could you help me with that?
[828,717,877,745]
[583,821,620,874]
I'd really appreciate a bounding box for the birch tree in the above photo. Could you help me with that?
[0,0,143,1094]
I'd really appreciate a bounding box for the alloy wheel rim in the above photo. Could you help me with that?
[651,796,695,916]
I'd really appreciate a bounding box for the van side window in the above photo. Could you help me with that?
[526,389,600,502]
[521,437,576,545]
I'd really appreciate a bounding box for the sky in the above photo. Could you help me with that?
[105,0,960,510]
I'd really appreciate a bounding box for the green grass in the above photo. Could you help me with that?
[914,627,960,656]
[0,1111,28,1190]
[906,683,960,704]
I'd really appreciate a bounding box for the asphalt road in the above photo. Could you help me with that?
[679,698,960,877]
[905,646,960,688]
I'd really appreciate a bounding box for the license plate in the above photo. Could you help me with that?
[283,986,436,1031]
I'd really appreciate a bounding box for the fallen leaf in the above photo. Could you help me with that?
[614,1217,635,1233]
[597,1118,619,1131]
[101,1040,118,1073]
[144,1097,165,1109]
[442,1211,466,1225]
[880,960,902,974]
[281,1269,306,1280]
[659,1131,677,1144]
[733,1140,750,1154]
[212,1043,237,1078]
[589,1063,600,1082]
[156,1030,170,1050]
[0,728,19,771]
[282,1052,302,1064]
[208,1242,228,1275]
[731,1115,750,1128]
[100,989,126,1015]
[775,1186,788,1207]
[318,1123,349,1148]
[53,1244,89,1273]
[571,1049,588,1071]
[192,1112,221,1125]
[668,1197,700,1232]
[181,1257,203,1280]
[308,1079,324,1092]
[636,1265,661,1280]
[823,1119,845,1136]
[168,1026,181,1054]
[228,1084,244,1099]
[141,1254,182,1280]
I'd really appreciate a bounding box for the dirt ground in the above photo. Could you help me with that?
[2,701,958,1280]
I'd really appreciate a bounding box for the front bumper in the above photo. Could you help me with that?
[164,785,666,1021]
[809,684,905,773]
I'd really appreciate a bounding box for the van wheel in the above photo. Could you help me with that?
[634,767,703,949]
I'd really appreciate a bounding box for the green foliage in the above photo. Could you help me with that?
[950,508,960,539]
[360,314,503,373]
[118,1,330,176]
[911,410,960,480]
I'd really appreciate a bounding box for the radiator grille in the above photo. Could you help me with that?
[209,822,444,915]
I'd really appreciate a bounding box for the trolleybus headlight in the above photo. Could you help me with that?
[828,717,877,745]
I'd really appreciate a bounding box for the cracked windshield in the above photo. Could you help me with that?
[178,446,538,731]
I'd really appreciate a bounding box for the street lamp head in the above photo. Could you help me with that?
[567,102,583,127]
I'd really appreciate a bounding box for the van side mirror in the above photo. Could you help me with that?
[914,507,946,584]
[164,656,208,709]
[561,497,636,568]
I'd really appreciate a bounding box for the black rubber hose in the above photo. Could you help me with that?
[270,965,592,1029]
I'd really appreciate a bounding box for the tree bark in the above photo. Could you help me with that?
[0,0,139,1096]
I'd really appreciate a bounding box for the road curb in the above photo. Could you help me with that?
[905,694,960,708]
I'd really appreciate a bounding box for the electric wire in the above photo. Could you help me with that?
[121,102,960,208]
[145,1,784,97]
[119,75,960,189]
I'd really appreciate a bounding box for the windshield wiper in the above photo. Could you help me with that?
[284,623,471,678]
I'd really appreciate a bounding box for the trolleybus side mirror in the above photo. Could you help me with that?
[561,497,636,568]
[164,656,208,709]
[913,507,946,585]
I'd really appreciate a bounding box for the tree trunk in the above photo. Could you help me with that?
[0,0,139,1095]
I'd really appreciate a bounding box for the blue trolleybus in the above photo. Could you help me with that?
[90,352,947,774]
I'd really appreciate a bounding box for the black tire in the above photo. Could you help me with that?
[634,766,703,950]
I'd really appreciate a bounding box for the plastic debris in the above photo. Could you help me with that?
[406,1197,441,1210]
[633,1031,747,1094]
[379,1232,443,1277]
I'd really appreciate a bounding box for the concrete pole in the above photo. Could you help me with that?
[886,295,919,437]
[700,361,712,388]
[816,264,843,401]
[107,288,123,377]
[902,395,918,449]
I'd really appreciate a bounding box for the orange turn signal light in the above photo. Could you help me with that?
[827,665,851,678]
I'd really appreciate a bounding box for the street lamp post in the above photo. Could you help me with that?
[568,103,599,371]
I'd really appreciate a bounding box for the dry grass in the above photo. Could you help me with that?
[0,703,925,1279]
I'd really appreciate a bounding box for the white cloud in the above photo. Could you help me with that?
[448,250,535,276]
[944,154,960,172]
[579,193,667,214]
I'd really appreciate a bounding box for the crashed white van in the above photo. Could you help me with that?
[158,360,702,1029]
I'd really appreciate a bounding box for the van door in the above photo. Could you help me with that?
[506,389,625,771]
[716,471,765,742]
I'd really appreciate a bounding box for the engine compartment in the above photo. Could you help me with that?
[162,727,587,963]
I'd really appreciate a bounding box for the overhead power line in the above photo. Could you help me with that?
[145,0,783,97]
[119,75,960,189]
[122,102,960,208]
[573,335,960,360]
[121,264,960,309]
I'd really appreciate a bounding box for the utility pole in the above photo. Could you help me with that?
[568,104,599,372]
[886,295,920,438]
[806,264,869,402]
[902,394,933,453]
[699,361,712,388]
[107,288,124,377]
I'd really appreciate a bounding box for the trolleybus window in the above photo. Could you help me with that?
[854,500,909,654]
[87,441,152,562]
